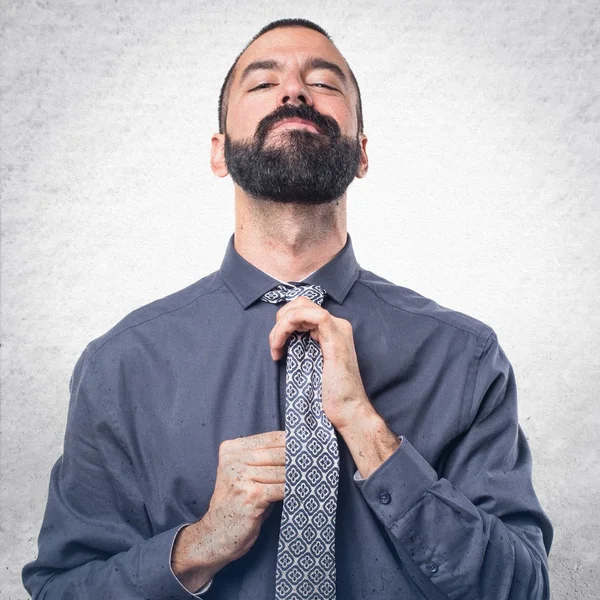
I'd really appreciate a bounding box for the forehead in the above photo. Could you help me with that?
[232,27,351,85]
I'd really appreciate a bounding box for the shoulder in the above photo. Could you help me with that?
[355,268,494,345]
[86,270,225,359]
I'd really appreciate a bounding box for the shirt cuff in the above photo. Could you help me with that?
[169,523,214,597]
[352,436,438,529]
[114,524,213,600]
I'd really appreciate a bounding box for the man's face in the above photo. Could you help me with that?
[213,26,368,204]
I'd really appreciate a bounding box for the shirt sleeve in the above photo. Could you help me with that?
[22,344,212,600]
[353,331,553,600]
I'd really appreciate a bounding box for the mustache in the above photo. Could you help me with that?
[254,104,341,144]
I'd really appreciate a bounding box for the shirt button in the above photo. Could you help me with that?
[379,491,391,504]
[426,561,438,574]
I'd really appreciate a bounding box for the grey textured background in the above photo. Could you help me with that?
[1,1,599,598]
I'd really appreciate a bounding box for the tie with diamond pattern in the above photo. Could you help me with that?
[260,283,339,600]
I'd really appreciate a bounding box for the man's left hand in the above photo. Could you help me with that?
[268,296,374,432]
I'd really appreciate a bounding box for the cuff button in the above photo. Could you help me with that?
[379,491,391,504]
[425,561,438,574]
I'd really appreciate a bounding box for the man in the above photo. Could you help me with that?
[23,18,552,599]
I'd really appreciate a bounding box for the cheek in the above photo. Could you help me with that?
[341,101,360,135]
[315,99,356,135]
[231,104,272,138]
[226,91,263,134]
[229,111,257,137]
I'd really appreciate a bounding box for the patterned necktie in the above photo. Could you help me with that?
[261,283,339,600]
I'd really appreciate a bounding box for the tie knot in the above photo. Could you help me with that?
[261,283,327,307]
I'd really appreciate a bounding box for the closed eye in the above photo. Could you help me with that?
[249,83,275,91]
[249,82,338,92]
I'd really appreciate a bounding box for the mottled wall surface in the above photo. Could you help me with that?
[1,1,598,598]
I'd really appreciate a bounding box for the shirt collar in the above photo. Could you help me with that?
[219,232,360,309]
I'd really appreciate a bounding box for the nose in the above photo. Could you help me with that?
[277,72,314,107]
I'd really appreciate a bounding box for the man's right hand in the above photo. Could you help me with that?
[171,430,286,592]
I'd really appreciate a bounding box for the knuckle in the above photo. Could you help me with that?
[244,483,261,504]
[219,439,231,455]
[338,317,352,331]
[227,465,241,482]
[240,463,251,479]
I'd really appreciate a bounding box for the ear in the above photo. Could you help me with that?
[355,133,368,178]
[211,133,229,177]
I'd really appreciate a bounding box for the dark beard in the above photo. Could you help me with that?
[224,104,361,205]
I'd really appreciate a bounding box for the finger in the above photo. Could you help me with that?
[274,296,317,323]
[246,465,285,484]
[235,430,286,450]
[259,482,285,503]
[269,306,327,358]
[274,303,326,331]
[245,447,286,466]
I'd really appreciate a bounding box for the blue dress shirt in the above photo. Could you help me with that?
[22,232,552,599]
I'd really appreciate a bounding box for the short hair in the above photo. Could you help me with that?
[217,18,364,135]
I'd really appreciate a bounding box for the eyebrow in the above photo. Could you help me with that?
[238,57,348,86]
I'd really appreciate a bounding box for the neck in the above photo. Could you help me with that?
[233,186,348,282]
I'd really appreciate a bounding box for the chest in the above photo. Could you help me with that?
[123,307,474,529]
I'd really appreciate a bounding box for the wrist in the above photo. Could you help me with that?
[338,409,401,480]
[337,401,379,437]
[171,515,229,593]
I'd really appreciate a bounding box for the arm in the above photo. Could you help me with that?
[22,345,216,600]
[341,331,553,600]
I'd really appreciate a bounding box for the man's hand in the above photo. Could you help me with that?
[268,297,401,478]
[172,430,285,592]
[268,296,373,431]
